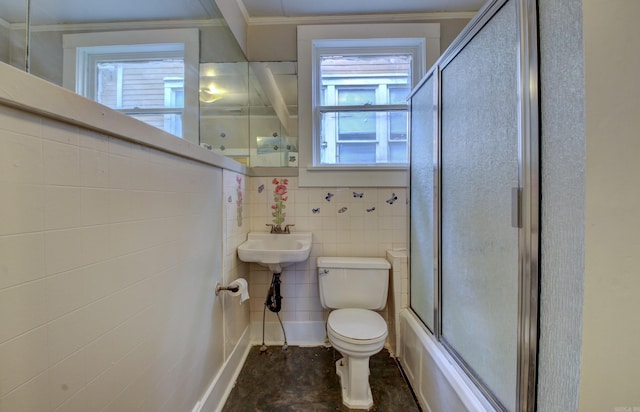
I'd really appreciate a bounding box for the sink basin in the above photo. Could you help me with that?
[237,232,312,273]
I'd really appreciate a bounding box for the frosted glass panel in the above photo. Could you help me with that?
[409,75,436,331]
[440,1,519,410]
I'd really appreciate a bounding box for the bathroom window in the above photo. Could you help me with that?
[93,58,185,137]
[63,29,200,143]
[297,23,441,187]
[318,55,411,165]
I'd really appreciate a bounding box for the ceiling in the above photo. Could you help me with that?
[240,0,485,19]
[0,0,222,24]
[1,0,484,25]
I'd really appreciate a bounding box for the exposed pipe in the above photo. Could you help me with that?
[260,272,288,352]
[264,273,282,313]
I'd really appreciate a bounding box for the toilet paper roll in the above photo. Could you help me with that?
[229,278,250,304]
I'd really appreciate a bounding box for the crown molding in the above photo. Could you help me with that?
[247,11,476,26]
[9,18,227,33]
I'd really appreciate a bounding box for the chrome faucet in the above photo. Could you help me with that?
[266,224,295,234]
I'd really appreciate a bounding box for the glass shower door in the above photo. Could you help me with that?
[409,73,437,332]
[440,1,519,410]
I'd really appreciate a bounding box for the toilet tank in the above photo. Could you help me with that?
[317,257,390,310]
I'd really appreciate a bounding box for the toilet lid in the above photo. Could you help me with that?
[328,308,387,341]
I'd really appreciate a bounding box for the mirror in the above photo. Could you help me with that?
[199,61,298,167]
[0,0,298,167]
[199,62,251,163]
[248,61,298,167]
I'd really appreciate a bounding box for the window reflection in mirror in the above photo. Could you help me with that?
[0,1,26,68]
[0,0,298,167]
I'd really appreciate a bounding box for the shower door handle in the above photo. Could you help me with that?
[511,187,522,228]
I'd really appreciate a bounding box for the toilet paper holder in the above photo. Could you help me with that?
[215,282,239,296]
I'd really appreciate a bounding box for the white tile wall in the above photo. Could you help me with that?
[386,249,409,356]
[0,102,411,410]
[246,176,408,327]
[221,170,250,357]
[0,104,225,412]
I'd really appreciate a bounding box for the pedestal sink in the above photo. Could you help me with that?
[237,232,312,273]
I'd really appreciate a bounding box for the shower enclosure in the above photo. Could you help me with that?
[408,0,540,410]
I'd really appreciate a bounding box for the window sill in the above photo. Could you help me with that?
[307,165,408,172]
[298,165,407,187]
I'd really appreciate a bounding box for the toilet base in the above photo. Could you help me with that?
[335,356,373,410]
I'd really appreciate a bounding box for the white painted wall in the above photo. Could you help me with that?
[245,19,470,62]
[536,0,585,409]
[580,0,640,410]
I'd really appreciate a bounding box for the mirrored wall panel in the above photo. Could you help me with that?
[248,62,298,167]
[0,0,298,167]
[199,62,250,162]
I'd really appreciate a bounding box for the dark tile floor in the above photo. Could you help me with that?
[222,345,421,411]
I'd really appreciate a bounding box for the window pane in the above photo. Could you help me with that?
[338,111,376,140]
[166,84,184,109]
[389,87,410,104]
[320,54,412,104]
[317,52,412,166]
[390,112,408,140]
[127,113,183,138]
[338,88,375,106]
[389,141,407,163]
[95,59,184,110]
[337,143,376,164]
[320,110,407,164]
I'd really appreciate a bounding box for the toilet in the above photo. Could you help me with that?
[317,256,391,410]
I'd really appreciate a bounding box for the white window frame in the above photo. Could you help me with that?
[62,29,199,144]
[298,23,440,187]
[317,55,413,165]
[163,77,184,136]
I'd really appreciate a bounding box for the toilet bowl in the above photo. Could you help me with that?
[327,308,388,409]
[317,257,391,410]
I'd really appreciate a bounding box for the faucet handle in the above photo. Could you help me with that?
[284,224,295,233]
[266,224,276,233]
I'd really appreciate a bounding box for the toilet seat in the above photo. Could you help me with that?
[328,308,387,344]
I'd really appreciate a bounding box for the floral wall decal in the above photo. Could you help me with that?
[236,176,243,227]
[271,178,289,225]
